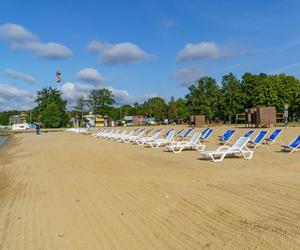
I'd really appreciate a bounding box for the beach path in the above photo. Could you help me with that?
[0,129,300,249]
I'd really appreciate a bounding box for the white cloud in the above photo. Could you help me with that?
[161,18,178,28]
[173,67,202,86]
[60,81,159,108]
[0,23,37,42]
[0,83,34,110]
[176,42,232,62]
[11,41,72,59]
[61,82,93,104]
[4,68,36,84]
[0,23,72,60]
[76,68,104,84]
[88,40,153,65]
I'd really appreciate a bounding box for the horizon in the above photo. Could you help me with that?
[1,0,300,110]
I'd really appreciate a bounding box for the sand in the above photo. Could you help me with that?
[0,126,300,249]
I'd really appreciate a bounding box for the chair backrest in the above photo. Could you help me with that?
[182,127,194,139]
[189,132,202,143]
[223,130,236,141]
[137,130,145,137]
[253,131,268,144]
[290,135,300,148]
[231,137,250,149]
[244,130,254,138]
[133,128,140,133]
[166,130,175,139]
[203,129,214,139]
[127,130,135,136]
[267,129,282,140]
[145,128,153,135]
[166,129,174,136]
[176,128,185,136]
[151,129,163,139]
[201,128,210,137]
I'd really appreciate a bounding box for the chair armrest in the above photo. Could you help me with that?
[217,145,230,151]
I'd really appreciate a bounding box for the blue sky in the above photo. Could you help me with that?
[1,0,300,110]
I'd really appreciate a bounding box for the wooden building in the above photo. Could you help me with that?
[190,115,206,127]
[245,107,276,127]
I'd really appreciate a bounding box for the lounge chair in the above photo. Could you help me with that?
[218,129,236,144]
[115,129,136,142]
[244,130,255,138]
[111,130,128,140]
[200,128,214,142]
[175,128,185,137]
[104,130,120,139]
[93,128,108,137]
[265,129,282,144]
[200,137,253,162]
[99,129,115,138]
[146,130,175,148]
[134,129,163,145]
[198,127,209,139]
[119,128,146,143]
[165,128,175,137]
[281,135,300,153]
[248,131,268,148]
[177,127,194,141]
[165,132,205,153]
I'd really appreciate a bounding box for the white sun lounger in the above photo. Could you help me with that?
[92,128,108,137]
[165,132,205,153]
[200,137,253,162]
[111,130,128,140]
[115,130,135,142]
[146,130,175,148]
[134,129,163,145]
[104,130,120,139]
[122,129,146,143]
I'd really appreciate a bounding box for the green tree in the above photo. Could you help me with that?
[167,97,178,121]
[40,102,68,128]
[0,111,21,125]
[185,77,221,122]
[176,98,190,121]
[89,88,115,115]
[221,73,244,123]
[241,73,260,108]
[34,87,68,127]
[145,97,166,121]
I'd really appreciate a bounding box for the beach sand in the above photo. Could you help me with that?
[0,126,300,249]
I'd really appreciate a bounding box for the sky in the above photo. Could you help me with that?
[1,0,300,110]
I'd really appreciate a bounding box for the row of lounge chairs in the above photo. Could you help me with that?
[87,127,300,162]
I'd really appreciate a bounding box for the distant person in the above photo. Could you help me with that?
[35,123,40,135]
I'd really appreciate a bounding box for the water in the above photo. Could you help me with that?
[0,136,7,147]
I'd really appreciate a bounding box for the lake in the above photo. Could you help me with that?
[0,136,7,147]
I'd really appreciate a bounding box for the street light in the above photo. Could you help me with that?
[56,70,61,90]
[283,103,289,127]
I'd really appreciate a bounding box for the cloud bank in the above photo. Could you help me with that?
[88,40,152,65]
[61,81,159,108]
[177,42,232,62]
[76,68,104,85]
[0,23,72,60]
[4,69,36,84]
[0,83,35,110]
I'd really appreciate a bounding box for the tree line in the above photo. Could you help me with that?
[1,72,300,128]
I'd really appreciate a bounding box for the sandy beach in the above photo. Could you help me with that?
[0,126,300,249]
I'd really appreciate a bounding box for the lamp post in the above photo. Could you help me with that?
[283,103,289,127]
[56,70,61,90]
